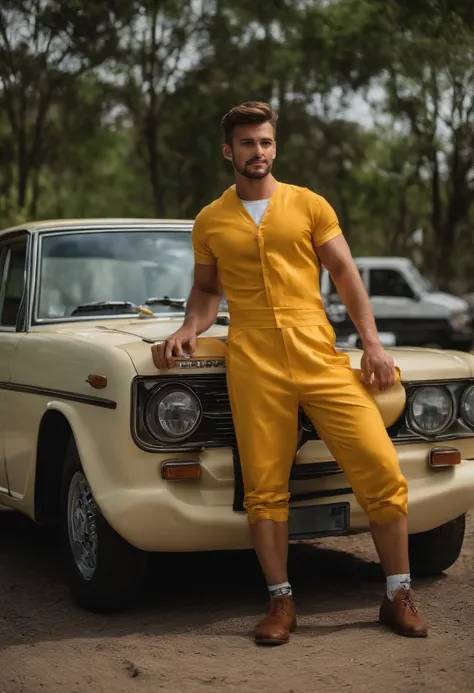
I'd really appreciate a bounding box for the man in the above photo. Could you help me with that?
[151,101,428,645]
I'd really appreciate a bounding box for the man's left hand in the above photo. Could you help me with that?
[360,342,395,391]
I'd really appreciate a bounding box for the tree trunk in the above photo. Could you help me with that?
[17,125,28,210]
[434,133,472,283]
[144,112,161,216]
[29,165,41,218]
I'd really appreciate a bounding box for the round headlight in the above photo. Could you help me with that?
[408,386,454,436]
[460,384,474,428]
[145,384,202,441]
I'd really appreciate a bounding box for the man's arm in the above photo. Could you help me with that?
[183,264,222,337]
[316,235,380,347]
[151,264,221,369]
[316,235,395,389]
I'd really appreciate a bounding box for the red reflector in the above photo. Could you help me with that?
[161,461,201,480]
[429,447,461,468]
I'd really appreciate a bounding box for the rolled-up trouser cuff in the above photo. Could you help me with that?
[247,508,290,524]
[365,490,408,524]
[244,492,290,524]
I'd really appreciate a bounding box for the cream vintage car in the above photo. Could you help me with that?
[1,218,474,613]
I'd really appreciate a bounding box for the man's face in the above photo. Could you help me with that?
[223,122,276,179]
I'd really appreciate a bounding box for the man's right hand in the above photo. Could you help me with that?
[151,325,197,370]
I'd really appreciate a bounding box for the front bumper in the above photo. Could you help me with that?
[95,444,474,553]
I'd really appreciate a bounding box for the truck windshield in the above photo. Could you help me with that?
[37,230,195,320]
[405,264,436,293]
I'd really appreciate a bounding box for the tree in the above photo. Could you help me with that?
[117,0,205,216]
[378,4,474,282]
[0,0,134,215]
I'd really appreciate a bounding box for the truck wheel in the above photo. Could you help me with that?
[408,514,466,577]
[60,439,148,613]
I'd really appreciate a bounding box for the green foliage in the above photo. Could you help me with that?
[1,0,473,288]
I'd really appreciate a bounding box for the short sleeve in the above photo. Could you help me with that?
[309,192,343,248]
[192,213,217,265]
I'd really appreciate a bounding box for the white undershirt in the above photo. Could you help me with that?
[241,198,270,227]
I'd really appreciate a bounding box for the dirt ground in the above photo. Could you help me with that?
[1,510,474,693]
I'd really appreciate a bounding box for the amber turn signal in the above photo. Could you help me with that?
[86,374,108,389]
[161,460,201,480]
[429,447,461,468]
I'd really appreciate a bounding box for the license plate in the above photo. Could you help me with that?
[288,502,350,540]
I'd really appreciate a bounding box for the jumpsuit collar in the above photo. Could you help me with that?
[228,182,281,229]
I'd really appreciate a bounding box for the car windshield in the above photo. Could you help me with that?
[37,229,196,320]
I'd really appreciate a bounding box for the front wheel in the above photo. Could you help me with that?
[60,439,148,613]
[408,514,466,578]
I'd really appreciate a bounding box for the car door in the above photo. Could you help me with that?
[0,232,29,496]
[368,267,418,316]
[367,266,431,343]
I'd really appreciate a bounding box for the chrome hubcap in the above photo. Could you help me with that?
[67,471,98,580]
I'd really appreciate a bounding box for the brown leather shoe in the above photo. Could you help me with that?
[379,588,428,637]
[254,596,297,646]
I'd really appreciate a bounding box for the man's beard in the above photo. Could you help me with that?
[233,156,272,179]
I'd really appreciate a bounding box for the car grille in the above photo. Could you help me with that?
[195,380,235,444]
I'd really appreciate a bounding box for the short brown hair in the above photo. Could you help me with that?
[221,101,278,144]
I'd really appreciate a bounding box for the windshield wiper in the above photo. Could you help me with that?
[71,301,142,317]
[144,296,187,309]
[145,296,230,325]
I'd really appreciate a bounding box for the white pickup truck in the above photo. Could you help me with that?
[321,257,473,351]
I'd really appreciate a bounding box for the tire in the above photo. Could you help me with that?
[60,439,148,613]
[408,514,466,578]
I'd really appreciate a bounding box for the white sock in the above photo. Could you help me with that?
[268,581,292,598]
[386,574,411,600]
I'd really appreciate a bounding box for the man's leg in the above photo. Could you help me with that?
[239,423,299,646]
[249,519,289,587]
[304,402,427,635]
[295,329,427,637]
[226,327,299,645]
[370,515,410,578]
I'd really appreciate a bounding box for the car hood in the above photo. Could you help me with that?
[36,315,228,344]
[36,317,474,429]
[423,291,469,313]
[41,316,474,381]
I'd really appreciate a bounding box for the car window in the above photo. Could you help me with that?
[0,240,27,328]
[369,268,415,299]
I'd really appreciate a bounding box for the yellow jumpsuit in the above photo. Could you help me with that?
[192,182,408,525]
